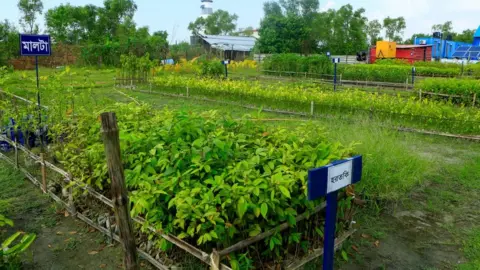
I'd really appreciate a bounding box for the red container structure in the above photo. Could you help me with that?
[370,44,432,64]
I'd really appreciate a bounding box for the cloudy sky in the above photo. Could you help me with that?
[1,0,479,43]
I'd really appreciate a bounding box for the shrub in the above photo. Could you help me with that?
[198,60,225,78]
[263,54,332,74]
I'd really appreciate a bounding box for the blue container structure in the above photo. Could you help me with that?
[414,37,470,59]
[414,25,480,59]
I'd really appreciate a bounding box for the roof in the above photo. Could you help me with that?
[475,26,480,38]
[397,44,432,49]
[198,34,256,52]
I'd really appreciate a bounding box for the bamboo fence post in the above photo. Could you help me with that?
[310,101,314,116]
[405,78,408,91]
[14,138,18,169]
[149,82,152,94]
[40,153,47,193]
[130,79,133,90]
[187,86,189,98]
[473,93,477,107]
[210,249,220,270]
[67,174,76,215]
[100,112,139,270]
[419,90,422,102]
[105,213,112,244]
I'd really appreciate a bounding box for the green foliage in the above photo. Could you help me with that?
[198,61,224,78]
[188,10,238,35]
[417,78,480,96]
[0,214,36,268]
[262,54,332,74]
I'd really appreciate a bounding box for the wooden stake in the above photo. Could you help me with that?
[419,90,422,102]
[310,101,314,116]
[405,78,408,91]
[14,138,18,169]
[100,112,139,270]
[106,213,112,244]
[149,82,152,94]
[67,174,76,216]
[40,153,47,193]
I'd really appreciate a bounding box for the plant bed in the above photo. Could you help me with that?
[1,96,360,269]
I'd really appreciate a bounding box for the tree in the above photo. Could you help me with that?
[18,0,43,33]
[432,21,453,35]
[383,17,406,42]
[453,29,475,43]
[98,0,138,40]
[366,19,382,45]
[0,20,19,66]
[188,10,238,35]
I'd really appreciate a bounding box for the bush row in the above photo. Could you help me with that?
[417,78,480,95]
[262,54,333,74]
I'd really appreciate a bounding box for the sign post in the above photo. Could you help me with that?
[332,58,340,91]
[308,156,362,270]
[221,59,230,78]
[411,66,416,85]
[20,34,51,148]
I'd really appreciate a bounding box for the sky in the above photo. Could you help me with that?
[1,0,480,43]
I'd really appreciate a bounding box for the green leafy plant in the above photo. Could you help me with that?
[0,215,36,268]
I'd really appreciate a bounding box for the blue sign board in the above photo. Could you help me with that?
[308,156,362,200]
[20,34,51,56]
[308,155,362,270]
[332,57,341,64]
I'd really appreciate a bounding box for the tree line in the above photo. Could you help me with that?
[0,0,478,66]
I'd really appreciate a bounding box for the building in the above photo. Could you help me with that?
[200,0,213,18]
[369,44,432,64]
[191,34,256,60]
[474,26,480,46]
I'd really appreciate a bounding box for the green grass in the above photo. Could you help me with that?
[459,229,480,269]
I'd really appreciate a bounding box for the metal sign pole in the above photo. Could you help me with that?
[334,63,337,92]
[35,55,43,148]
[308,155,363,270]
[323,191,339,270]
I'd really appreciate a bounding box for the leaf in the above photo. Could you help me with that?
[361,233,371,239]
[236,198,248,219]
[278,186,291,198]
[374,240,380,248]
[260,203,268,219]
[253,206,260,218]
[341,250,349,261]
[351,245,360,253]
[2,232,21,249]
[88,250,99,255]
[99,264,107,268]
